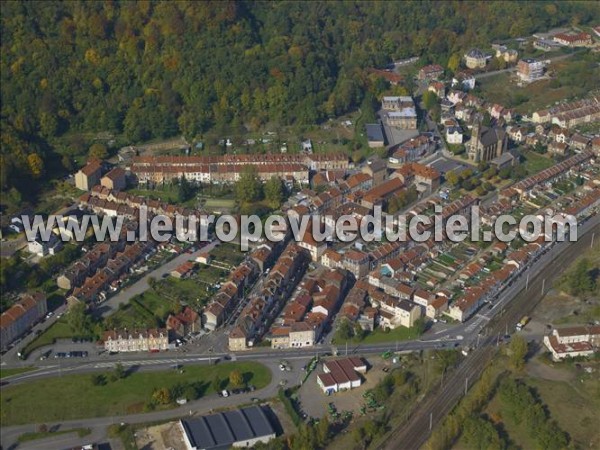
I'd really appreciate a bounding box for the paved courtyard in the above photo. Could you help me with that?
[296,357,390,420]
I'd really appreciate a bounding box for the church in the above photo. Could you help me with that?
[467,120,508,163]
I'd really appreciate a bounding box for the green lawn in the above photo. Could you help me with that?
[18,428,91,443]
[203,198,236,209]
[1,361,271,426]
[360,325,424,344]
[0,367,35,379]
[210,242,246,267]
[106,288,170,330]
[521,151,554,175]
[476,54,598,114]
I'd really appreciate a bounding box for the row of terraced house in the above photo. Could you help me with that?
[129,153,349,185]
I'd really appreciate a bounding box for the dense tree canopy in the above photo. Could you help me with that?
[1,1,597,200]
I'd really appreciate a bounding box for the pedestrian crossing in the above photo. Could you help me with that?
[464,315,489,333]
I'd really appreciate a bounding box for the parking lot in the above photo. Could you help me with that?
[30,338,99,361]
[296,357,390,420]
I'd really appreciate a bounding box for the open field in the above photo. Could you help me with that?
[477,366,600,450]
[476,54,600,115]
[529,372,600,449]
[0,362,271,426]
[477,73,571,114]
[0,367,35,379]
[18,428,91,443]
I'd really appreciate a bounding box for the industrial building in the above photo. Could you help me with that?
[180,406,276,449]
[317,357,368,394]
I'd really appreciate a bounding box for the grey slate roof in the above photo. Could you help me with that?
[466,48,485,59]
[479,127,506,147]
[181,406,275,450]
[366,123,385,143]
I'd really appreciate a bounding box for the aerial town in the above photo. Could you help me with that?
[1,3,599,450]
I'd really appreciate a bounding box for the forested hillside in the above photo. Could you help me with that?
[1,1,597,202]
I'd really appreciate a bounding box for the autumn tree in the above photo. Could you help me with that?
[315,415,330,446]
[67,302,93,336]
[27,153,44,178]
[566,258,595,296]
[152,387,172,405]
[229,369,244,388]
[445,170,459,187]
[264,176,284,209]
[91,374,107,386]
[422,91,438,111]
[89,143,108,160]
[61,155,74,171]
[235,166,262,204]
[114,362,126,379]
[447,53,461,73]
[509,334,528,371]
[177,175,194,203]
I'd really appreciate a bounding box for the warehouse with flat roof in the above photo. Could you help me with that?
[179,405,276,449]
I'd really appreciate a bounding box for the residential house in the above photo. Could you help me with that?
[382,97,417,129]
[75,160,102,191]
[166,307,201,339]
[376,295,422,329]
[298,225,327,262]
[342,250,370,279]
[517,59,544,82]
[553,32,593,47]
[548,142,569,157]
[289,321,315,348]
[543,325,600,361]
[418,64,444,80]
[100,167,127,191]
[464,48,486,69]
[170,261,196,279]
[0,293,47,350]
[28,233,63,257]
[102,328,170,353]
[228,325,248,352]
[361,178,405,209]
[446,126,463,144]
[428,81,445,98]
[362,158,388,186]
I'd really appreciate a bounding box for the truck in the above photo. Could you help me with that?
[516,316,530,331]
